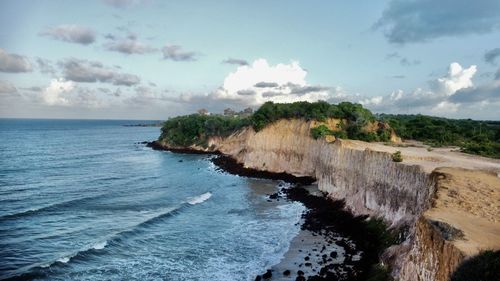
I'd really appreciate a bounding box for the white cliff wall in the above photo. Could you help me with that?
[213,119,435,226]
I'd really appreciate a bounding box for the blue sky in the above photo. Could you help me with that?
[0,0,499,119]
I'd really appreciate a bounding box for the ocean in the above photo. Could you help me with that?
[0,119,304,281]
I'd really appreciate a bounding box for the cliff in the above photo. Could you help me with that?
[155,118,500,281]
[211,119,432,226]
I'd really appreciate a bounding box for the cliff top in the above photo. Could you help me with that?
[338,139,500,256]
[339,139,500,174]
[425,167,500,256]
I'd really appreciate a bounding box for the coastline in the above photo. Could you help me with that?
[148,140,391,281]
[212,154,394,281]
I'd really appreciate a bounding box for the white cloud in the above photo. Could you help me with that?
[0,49,33,73]
[361,62,500,119]
[432,62,476,95]
[209,59,334,106]
[432,101,460,113]
[390,90,403,101]
[359,96,383,106]
[39,79,104,108]
[42,79,75,106]
[40,24,96,45]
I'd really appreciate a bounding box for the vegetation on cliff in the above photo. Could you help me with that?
[159,114,251,147]
[253,101,393,142]
[159,102,500,158]
[252,101,374,130]
[160,101,393,146]
[379,114,500,158]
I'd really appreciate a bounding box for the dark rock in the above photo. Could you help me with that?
[262,270,272,279]
[254,275,261,281]
[430,220,465,240]
[305,262,312,267]
[178,160,183,162]
[304,256,310,261]
[330,251,337,258]
[269,193,279,199]
[283,270,291,276]
[146,141,214,154]
[297,270,304,276]
[295,276,306,281]
[210,155,315,184]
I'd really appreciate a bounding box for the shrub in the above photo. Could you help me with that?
[332,130,348,139]
[310,124,333,140]
[377,128,392,142]
[392,151,403,162]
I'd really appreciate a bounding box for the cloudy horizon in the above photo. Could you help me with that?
[1,0,499,120]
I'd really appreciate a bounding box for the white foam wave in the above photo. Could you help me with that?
[92,240,108,250]
[41,239,109,269]
[56,256,71,263]
[187,192,212,205]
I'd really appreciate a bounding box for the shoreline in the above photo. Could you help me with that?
[147,141,391,281]
[213,153,393,281]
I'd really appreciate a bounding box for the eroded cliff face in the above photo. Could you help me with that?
[212,119,434,226]
[399,217,465,281]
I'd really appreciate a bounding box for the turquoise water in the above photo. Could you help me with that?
[0,119,304,281]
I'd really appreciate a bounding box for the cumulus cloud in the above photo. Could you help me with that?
[105,33,156,54]
[374,0,500,44]
[222,58,249,66]
[484,48,500,65]
[106,40,156,54]
[39,79,105,108]
[36,58,56,75]
[450,79,500,103]
[162,45,198,61]
[40,24,96,45]
[0,80,17,93]
[0,49,33,73]
[123,86,175,107]
[431,62,476,95]
[359,96,383,106]
[41,79,76,106]
[361,62,500,119]
[59,58,140,86]
[254,82,279,88]
[169,59,343,112]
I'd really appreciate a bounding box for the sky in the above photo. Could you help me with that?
[0,0,499,120]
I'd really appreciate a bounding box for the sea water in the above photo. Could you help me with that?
[0,119,304,281]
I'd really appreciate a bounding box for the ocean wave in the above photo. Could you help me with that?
[0,193,108,221]
[3,192,213,280]
[38,240,110,269]
[186,192,212,205]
